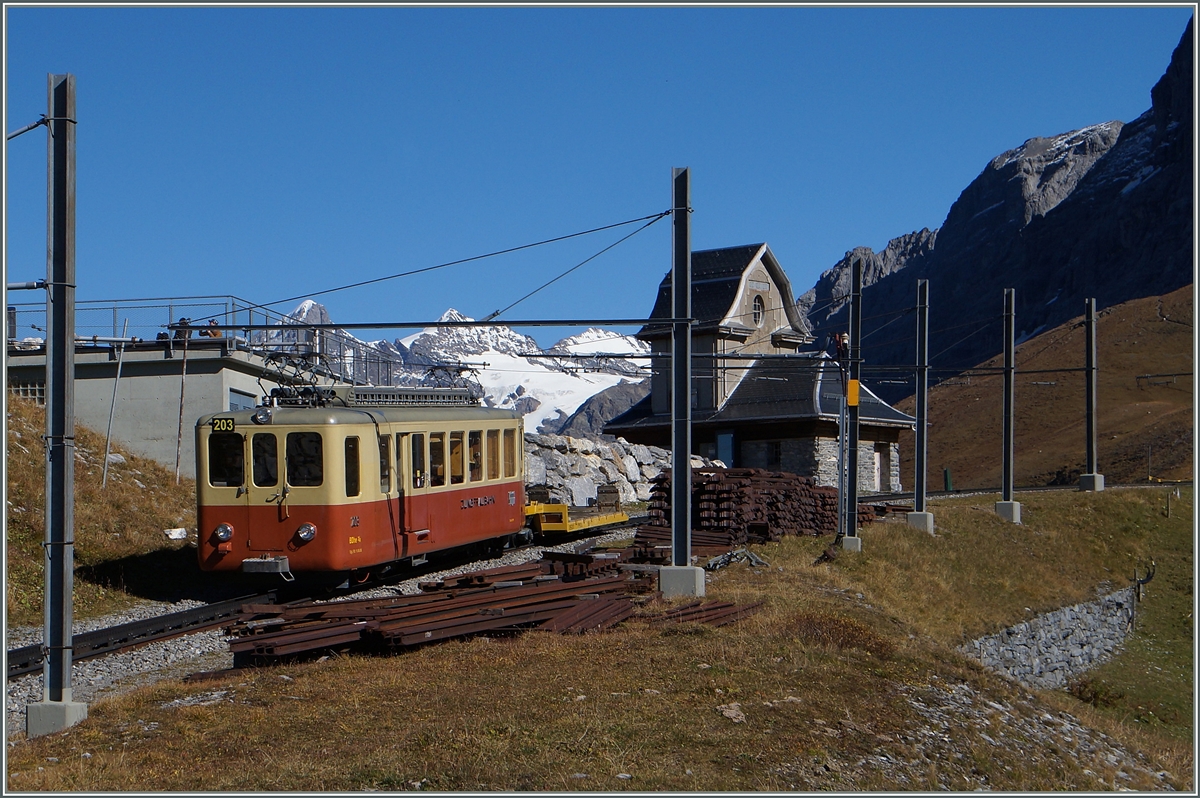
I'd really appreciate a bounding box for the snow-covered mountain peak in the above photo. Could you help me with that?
[267,299,646,434]
[286,299,334,325]
[550,327,650,356]
[437,307,471,324]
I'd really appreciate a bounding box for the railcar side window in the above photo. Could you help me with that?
[429,432,445,487]
[409,433,426,488]
[449,431,465,485]
[252,433,278,487]
[503,428,517,478]
[486,429,500,480]
[468,430,483,482]
[378,435,391,493]
[345,437,361,497]
[286,432,324,487]
[208,433,244,487]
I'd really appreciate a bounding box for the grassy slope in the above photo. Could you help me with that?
[5,487,1193,791]
[5,396,198,627]
[895,285,1193,490]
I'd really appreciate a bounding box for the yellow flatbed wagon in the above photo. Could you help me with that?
[524,485,629,536]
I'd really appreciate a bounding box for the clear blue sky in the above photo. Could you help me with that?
[4,5,1193,347]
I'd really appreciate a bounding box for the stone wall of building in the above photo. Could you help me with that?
[958,589,1136,690]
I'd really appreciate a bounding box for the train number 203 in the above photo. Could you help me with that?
[210,417,236,432]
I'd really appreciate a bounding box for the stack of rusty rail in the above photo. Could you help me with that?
[647,599,765,627]
[226,554,648,665]
[637,468,874,551]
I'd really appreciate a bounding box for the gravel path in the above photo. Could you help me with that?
[6,531,635,739]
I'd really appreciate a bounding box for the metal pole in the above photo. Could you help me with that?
[994,288,1021,523]
[670,167,692,569]
[914,279,929,512]
[175,333,189,484]
[29,72,87,737]
[836,373,847,539]
[1079,297,1104,491]
[102,319,129,488]
[1002,288,1015,502]
[844,257,862,547]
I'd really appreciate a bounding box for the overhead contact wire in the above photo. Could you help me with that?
[252,210,672,315]
[487,212,669,321]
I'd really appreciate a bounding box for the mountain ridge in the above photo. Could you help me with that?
[799,19,1193,403]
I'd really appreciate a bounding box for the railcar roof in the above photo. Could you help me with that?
[197,405,522,428]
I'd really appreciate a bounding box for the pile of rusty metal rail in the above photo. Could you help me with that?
[638,468,875,550]
[649,599,765,627]
[225,553,663,666]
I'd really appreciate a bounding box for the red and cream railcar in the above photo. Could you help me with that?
[195,386,526,578]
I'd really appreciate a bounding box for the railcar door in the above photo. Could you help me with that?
[377,433,401,560]
[245,429,287,553]
[397,431,431,557]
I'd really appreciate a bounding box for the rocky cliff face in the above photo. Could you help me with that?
[802,20,1193,401]
[544,380,650,437]
[799,228,937,331]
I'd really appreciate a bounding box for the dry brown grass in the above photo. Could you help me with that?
[897,285,1193,490]
[6,395,198,626]
[837,488,1177,644]
[6,494,1192,791]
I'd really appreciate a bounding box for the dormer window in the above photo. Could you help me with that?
[752,295,765,327]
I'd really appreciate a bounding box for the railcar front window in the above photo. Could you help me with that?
[503,428,517,478]
[209,433,244,487]
[468,430,483,482]
[345,437,361,497]
[378,435,391,493]
[429,432,445,487]
[486,429,500,480]
[252,433,278,487]
[450,431,465,485]
[286,432,324,487]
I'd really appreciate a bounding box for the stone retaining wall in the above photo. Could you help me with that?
[958,589,1136,690]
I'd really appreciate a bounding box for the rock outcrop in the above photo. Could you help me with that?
[524,432,710,506]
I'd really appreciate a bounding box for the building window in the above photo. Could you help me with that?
[229,389,256,411]
[752,295,765,327]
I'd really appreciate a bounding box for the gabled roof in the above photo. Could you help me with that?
[605,354,914,434]
[638,243,809,338]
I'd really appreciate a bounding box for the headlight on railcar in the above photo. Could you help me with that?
[252,407,272,425]
[296,523,317,542]
[214,523,235,541]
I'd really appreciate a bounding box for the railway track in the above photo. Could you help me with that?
[6,593,274,681]
[6,517,648,682]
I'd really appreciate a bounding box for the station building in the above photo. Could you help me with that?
[604,243,914,494]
